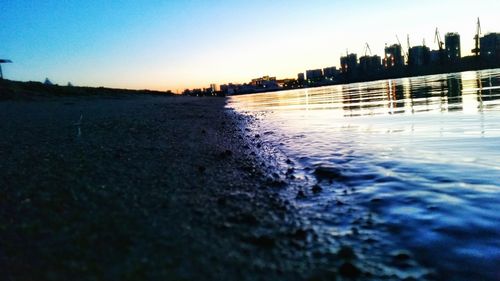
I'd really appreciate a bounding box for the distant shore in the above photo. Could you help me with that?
[0,79,174,100]
[226,64,500,96]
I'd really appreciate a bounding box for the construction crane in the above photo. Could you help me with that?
[364,43,373,56]
[0,59,13,79]
[396,34,402,47]
[396,35,410,63]
[434,28,444,51]
[472,17,482,56]
[406,34,411,63]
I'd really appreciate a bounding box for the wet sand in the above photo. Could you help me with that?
[0,82,433,280]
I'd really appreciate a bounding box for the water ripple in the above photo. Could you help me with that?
[228,69,500,280]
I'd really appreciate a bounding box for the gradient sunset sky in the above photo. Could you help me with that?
[1,0,499,91]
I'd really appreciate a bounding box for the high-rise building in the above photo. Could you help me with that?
[384,44,404,68]
[323,66,340,79]
[445,33,461,62]
[359,55,382,74]
[480,33,500,59]
[340,53,358,74]
[306,69,324,82]
[408,46,431,67]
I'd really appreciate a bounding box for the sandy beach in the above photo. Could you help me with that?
[0,81,327,281]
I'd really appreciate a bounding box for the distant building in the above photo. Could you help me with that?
[359,55,382,74]
[480,33,500,60]
[383,44,404,68]
[306,69,324,82]
[297,73,305,84]
[250,76,276,87]
[276,78,296,88]
[340,53,358,74]
[210,83,220,93]
[323,66,340,79]
[429,50,442,64]
[408,46,431,67]
[445,33,461,62]
[220,83,239,95]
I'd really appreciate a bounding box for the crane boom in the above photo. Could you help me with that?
[405,34,411,63]
[364,43,372,56]
[472,17,482,56]
[434,28,444,51]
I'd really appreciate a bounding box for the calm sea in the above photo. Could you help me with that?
[228,69,500,280]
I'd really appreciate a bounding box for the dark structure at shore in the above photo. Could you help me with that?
[0,59,13,80]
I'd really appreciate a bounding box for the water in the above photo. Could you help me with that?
[228,69,500,280]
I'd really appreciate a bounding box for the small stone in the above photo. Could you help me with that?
[292,229,309,241]
[217,197,227,206]
[307,269,337,281]
[197,165,206,173]
[351,227,359,235]
[392,251,412,262]
[339,262,361,278]
[219,150,233,158]
[245,235,275,248]
[391,250,413,268]
[314,166,344,181]
[337,246,356,260]
[267,178,286,188]
[296,190,306,199]
[312,185,323,194]
[228,213,258,225]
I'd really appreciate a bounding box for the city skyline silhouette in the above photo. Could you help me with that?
[1,0,499,90]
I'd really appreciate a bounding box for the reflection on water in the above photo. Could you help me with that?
[228,69,500,280]
[233,69,500,116]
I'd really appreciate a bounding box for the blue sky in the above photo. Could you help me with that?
[1,0,499,91]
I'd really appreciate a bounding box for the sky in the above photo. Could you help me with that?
[1,0,499,91]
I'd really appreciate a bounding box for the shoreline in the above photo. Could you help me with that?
[0,82,435,280]
[0,89,327,280]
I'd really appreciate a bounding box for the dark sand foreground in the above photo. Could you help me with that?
[0,82,327,281]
